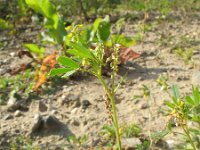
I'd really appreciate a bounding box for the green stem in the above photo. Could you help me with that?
[181,123,197,150]
[98,75,122,150]
[111,73,115,95]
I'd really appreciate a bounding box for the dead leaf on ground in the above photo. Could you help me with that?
[33,52,58,91]
[120,47,140,64]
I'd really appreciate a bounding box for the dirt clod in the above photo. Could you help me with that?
[81,100,91,109]
[38,101,48,112]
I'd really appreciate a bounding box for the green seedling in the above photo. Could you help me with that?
[158,0,172,18]
[139,23,153,33]
[101,123,141,140]
[0,18,13,30]
[0,69,34,105]
[141,84,150,99]
[133,21,155,44]
[122,123,150,150]
[10,136,40,150]
[156,74,169,91]
[133,84,151,100]
[150,122,172,142]
[156,32,174,47]
[164,85,200,149]
[67,135,88,147]
[101,124,117,142]
[122,123,142,138]
[175,35,191,48]
[175,47,194,64]
[101,123,150,150]
[135,139,150,150]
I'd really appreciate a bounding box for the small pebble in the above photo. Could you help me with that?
[9,52,15,57]
[0,68,6,75]
[71,108,79,114]
[82,100,91,109]
[51,109,57,115]
[31,114,42,133]
[3,114,13,120]
[140,103,149,109]
[14,110,22,117]
[38,101,48,112]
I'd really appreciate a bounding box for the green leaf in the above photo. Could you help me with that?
[46,16,66,44]
[192,86,200,105]
[62,69,77,78]
[0,18,13,30]
[25,0,66,44]
[185,96,194,105]
[50,68,75,76]
[172,84,180,103]
[68,42,93,59]
[67,135,78,143]
[18,0,27,15]
[67,49,85,59]
[25,0,56,18]
[58,56,79,69]
[112,34,136,47]
[165,101,175,109]
[23,44,44,58]
[97,21,111,42]
[91,18,111,42]
[93,18,102,32]
[191,115,200,123]
[81,25,93,44]
[167,122,172,131]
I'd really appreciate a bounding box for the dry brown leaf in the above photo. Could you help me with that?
[120,47,140,64]
[33,52,58,91]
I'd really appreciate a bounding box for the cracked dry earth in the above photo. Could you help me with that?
[0,13,200,149]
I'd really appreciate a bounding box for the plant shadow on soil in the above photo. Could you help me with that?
[119,61,184,81]
[31,121,74,138]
